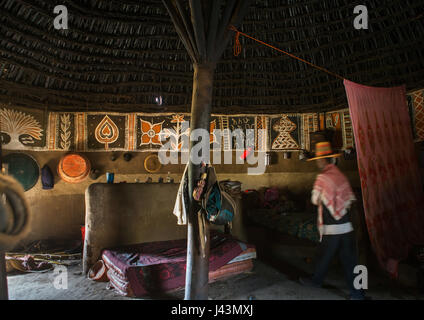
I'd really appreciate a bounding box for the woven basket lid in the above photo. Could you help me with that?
[58,153,90,183]
[3,153,39,191]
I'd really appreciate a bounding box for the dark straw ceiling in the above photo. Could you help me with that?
[0,0,424,114]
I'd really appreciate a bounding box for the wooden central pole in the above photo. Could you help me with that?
[185,62,215,300]
[0,119,6,300]
[0,251,8,300]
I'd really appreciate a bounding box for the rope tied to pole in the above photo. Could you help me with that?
[233,30,242,57]
[229,25,345,81]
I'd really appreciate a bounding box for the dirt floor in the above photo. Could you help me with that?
[6,258,423,300]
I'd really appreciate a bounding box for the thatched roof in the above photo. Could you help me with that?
[0,0,423,114]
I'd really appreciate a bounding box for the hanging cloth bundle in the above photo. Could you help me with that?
[195,165,236,225]
[193,164,237,257]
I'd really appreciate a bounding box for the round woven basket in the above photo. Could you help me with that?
[57,153,91,183]
[3,153,40,191]
[144,154,161,173]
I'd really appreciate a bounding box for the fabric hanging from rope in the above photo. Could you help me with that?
[344,80,424,278]
[230,25,424,278]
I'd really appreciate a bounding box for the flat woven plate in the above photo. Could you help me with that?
[58,153,91,183]
[3,153,40,191]
[144,154,161,173]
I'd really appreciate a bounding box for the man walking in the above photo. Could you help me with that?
[300,141,365,300]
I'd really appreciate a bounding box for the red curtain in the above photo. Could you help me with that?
[344,80,424,278]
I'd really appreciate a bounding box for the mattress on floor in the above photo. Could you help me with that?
[101,232,256,297]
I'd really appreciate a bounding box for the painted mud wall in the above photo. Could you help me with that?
[4,150,361,248]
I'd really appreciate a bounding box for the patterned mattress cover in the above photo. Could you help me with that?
[102,231,256,297]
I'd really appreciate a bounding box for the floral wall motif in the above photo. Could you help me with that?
[1,94,421,153]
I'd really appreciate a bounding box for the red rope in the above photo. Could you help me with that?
[233,31,242,56]
[230,25,345,81]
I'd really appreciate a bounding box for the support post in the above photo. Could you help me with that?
[0,251,8,300]
[162,0,253,300]
[185,62,215,300]
[0,112,6,301]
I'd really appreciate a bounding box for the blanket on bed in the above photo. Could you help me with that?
[101,232,255,297]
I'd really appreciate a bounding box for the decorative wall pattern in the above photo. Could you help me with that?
[1,93,422,152]
[48,112,75,151]
[410,89,424,142]
[341,110,355,149]
[88,114,126,151]
[0,107,46,149]
[270,114,300,150]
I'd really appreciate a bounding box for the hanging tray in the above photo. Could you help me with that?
[58,153,91,183]
[144,154,161,173]
[3,153,40,191]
